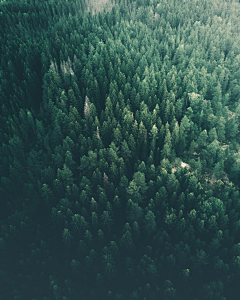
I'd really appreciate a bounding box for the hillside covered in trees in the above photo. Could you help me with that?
[1,0,240,299]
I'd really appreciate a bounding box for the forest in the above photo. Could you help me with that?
[1,0,240,299]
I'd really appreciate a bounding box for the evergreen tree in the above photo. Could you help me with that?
[2,0,240,299]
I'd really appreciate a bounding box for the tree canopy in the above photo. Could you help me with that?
[1,0,240,299]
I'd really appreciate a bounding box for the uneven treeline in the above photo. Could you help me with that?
[1,0,240,299]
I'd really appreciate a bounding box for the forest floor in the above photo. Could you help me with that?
[172,161,190,173]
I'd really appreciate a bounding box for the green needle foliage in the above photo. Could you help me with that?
[1,0,240,299]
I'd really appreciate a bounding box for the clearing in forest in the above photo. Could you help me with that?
[86,0,115,14]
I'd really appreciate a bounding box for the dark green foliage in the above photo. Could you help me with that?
[1,0,240,299]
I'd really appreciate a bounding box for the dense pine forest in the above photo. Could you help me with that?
[1,0,240,299]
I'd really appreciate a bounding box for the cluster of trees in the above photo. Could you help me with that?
[1,0,240,299]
